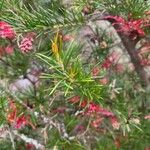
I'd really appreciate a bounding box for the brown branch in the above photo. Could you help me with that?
[106,18,150,88]
[118,34,150,87]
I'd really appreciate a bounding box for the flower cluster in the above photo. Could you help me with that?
[7,100,34,129]
[0,22,15,56]
[19,37,34,53]
[104,15,150,39]
[69,96,120,129]
[0,21,15,39]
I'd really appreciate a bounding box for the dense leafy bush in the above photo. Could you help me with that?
[0,0,150,149]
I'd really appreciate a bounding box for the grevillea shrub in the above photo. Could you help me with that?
[0,0,150,150]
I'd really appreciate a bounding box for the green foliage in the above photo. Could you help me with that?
[0,0,84,33]
[0,94,7,125]
[0,50,30,79]
[0,0,150,150]
[97,0,150,19]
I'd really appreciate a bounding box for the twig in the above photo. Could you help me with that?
[8,127,16,150]
[13,130,45,150]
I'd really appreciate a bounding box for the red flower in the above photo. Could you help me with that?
[91,66,100,76]
[104,15,150,39]
[86,102,114,117]
[7,100,35,129]
[88,102,101,113]
[0,21,15,39]
[19,37,34,53]
[15,115,28,129]
[101,59,112,69]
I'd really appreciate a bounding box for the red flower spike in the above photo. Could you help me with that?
[0,21,15,39]
[101,59,112,69]
[104,15,150,39]
[87,102,101,113]
[19,32,36,53]
[14,115,28,129]
[85,102,114,117]
[7,100,35,129]
[19,37,34,53]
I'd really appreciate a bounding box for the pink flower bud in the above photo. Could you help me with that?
[19,37,34,53]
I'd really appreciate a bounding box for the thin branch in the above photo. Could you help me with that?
[13,130,45,150]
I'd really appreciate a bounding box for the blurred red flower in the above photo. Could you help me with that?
[104,15,150,39]
[0,21,15,39]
